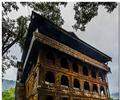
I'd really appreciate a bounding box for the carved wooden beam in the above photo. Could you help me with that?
[33,32,109,71]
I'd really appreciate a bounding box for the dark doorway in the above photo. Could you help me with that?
[45,71,55,83]
[98,72,105,81]
[83,67,88,76]
[46,95,53,100]
[93,84,98,92]
[100,86,105,95]
[60,57,69,69]
[61,75,69,86]
[72,62,79,73]
[91,69,96,79]
[74,79,80,89]
[46,52,55,64]
[62,97,68,100]
[84,82,90,91]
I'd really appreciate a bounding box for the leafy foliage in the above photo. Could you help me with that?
[2,9,28,74]
[110,97,114,100]
[2,2,19,74]
[2,88,15,100]
[2,2,19,15]
[21,2,67,26]
[2,2,67,74]
[73,2,117,31]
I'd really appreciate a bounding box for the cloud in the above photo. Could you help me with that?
[4,67,17,81]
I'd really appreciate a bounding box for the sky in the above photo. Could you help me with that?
[3,3,118,94]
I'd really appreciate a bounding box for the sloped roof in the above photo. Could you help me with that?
[22,11,111,65]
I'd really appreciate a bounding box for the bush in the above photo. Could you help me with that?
[2,88,15,100]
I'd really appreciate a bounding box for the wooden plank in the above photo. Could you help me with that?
[34,32,109,71]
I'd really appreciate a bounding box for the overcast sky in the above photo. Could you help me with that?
[3,2,118,94]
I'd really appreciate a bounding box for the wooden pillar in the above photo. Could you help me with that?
[55,72,61,87]
[55,53,60,69]
[79,65,82,75]
[15,82,26,100]
[89,82,92,94]
[81,80,84,92]
[95,69,98,79]
[69,62,72,72]
[88,67,91,78]
[98,84,100,95]
[38,63,45,87]
[70,76,73,89]
[37,49,43,85]
[69,75,73,100]
[104,86,107,97]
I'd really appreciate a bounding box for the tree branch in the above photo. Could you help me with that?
[2,36,20,56]
[2,32,11,50]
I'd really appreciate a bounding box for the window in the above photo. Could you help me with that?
[100,86,105,96]
[46,52,55,64]
[61,75,69,86]
[83,67,88,76]
[62,97,68,100]
[60,57,69,69]
[72,62,79,73]
[91,69,96,79]
[84,82,90,91]
[93,84,98,92]
[98,72,105,81]
[45,71,55,83]
[46,96,53,100]
[74,79,80,89]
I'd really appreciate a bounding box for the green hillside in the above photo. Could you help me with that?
[2,88,15,100]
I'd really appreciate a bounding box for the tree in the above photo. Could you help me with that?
[2,2,19,74]
[110,97,113,100]
[2,2,117,74]
[73,2,117,31]
[2,2,67,74]
[2,88,15,100]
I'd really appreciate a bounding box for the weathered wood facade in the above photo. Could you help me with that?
[15,11,111,100]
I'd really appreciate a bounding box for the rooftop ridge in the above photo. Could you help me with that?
[32,11,111,62]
